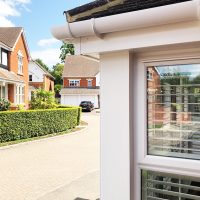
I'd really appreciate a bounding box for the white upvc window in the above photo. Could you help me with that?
[87,79,93,87]
[16,85,25,104]
[0,85,6,99]
[134,54,200,200]
[69,79,80,87]
[18,51,23,74]
[1,49,8,66]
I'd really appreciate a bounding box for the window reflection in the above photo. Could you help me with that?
[142,170,200,200]
[147,64,200,159]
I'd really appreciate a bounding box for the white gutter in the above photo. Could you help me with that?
[51,0,200,41]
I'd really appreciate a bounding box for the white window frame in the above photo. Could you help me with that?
[87,79,93,87]
[69,79,80,87]
[0,83,7,99]
[133,51,200,200]
[18,51,23,75]
[15,85,25,104]
[2,50,8,66]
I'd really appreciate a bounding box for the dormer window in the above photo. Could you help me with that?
[18,50,23,74]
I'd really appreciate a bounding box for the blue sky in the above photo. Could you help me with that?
[0,0,92,68]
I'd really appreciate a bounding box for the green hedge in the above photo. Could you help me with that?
[0,107,81,143]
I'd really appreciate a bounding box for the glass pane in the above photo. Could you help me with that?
[2,86,5,99]
[147,64,200,160]
[2,51,7,66]
[142,170,200,200]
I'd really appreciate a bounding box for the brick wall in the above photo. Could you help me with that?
[9,34,29,107]
[63,77,96,87]
[44,76,54,92]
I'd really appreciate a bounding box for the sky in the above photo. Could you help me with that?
[0,0,92,68]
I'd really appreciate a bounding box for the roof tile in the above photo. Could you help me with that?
[63,55,100,77]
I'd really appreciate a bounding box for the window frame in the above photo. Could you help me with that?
[87,79,93,87]
[15,85,25,104]
[133,53,200,200]
[69,79,80,87]
[1,48,8,68]
[17,51,23,75]
[0,84,7,99]
[29,75,33,82]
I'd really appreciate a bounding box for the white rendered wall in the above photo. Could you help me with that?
[96,72,100,87]
[100,51,131,200]
[28,61,44,82]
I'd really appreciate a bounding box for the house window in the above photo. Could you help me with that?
[0,85,6,99]
[16,85,25,104]
[29,75,32,82]
[147,70,153,80]
[147,64,200,160]
[69,80,80,87]
[1,49,8,66]
[134,57,200,200]
[87,79,93,87]
[142,170,200,199]
[18,55,23,74]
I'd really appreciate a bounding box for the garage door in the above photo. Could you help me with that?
[61,95,99,108]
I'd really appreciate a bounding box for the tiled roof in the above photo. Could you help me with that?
[61,88,100,95]
[63,55,100,78]
[0,68,24,83]
[66,0,191,22]
[0,27,22,48]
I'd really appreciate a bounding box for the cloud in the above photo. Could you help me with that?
[0,0,31,27]
[31,48,61,68]
[37,38,59,47]
[0,16,15,26]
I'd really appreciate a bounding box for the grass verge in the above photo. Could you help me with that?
[0,122,87,148]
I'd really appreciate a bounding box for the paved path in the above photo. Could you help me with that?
[0,112,100,200]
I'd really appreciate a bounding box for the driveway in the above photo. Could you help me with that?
[0,111,100,200]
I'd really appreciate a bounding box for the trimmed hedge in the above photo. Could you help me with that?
[0,107,81,143]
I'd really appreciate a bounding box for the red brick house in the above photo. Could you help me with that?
[61,55,100,107]
[0,27,30,109]
[28,60,55,100]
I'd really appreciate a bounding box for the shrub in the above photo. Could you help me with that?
[0,99,10,111]
[57,105,82,125]
[0,107,81,143]
[30,88,57,109]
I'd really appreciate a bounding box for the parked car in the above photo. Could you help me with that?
[79,101,94,112]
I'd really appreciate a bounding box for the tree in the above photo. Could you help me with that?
[51,63,64,85]
[59,42,74,63]
[35,58,50,72]
[30,88,57,109]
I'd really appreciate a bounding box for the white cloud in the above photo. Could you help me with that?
[0,16,15,26]
[37,38,59,47]
[0,0,31,27]
[31,48,60,68]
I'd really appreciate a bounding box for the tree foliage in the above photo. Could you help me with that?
[30,88,57,109]
[59,42,74,63]
[51,63,64,85]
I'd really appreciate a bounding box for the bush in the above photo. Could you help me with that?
[57,105,82,125]
[0,99,10,111]
[0,107,81,143]
[30,88,57,109]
